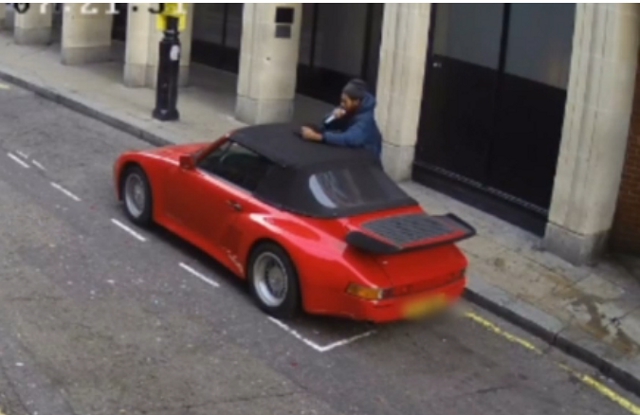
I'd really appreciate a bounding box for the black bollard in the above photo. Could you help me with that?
[152,16,181,121]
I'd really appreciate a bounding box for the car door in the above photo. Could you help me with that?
[163,161,230,254]
[165,140,272,257]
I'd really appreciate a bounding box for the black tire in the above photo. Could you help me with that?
[120,165,153,227]
[248,242,301,320]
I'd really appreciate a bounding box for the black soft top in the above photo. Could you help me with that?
[230,123,377,169]
[228,123,418,218]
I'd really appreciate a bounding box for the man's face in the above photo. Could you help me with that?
[340,94,360,114]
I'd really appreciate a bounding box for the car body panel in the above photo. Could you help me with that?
[114,134,472,323]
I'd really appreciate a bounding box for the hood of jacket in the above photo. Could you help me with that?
[356,93,377,116]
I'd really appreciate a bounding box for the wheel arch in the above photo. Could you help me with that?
[116,160,143,201]
[245,236,307,304]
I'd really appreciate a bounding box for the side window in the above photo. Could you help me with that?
[198,141,273,192]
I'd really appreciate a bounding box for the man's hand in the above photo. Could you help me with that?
[301,126,323,142]
[332,108,346,119]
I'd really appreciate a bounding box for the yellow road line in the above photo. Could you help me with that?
[464,311,543,354]
[464,311,640,415]
[559,364,640,415]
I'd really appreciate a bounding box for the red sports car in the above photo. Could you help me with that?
[113,123,475,323]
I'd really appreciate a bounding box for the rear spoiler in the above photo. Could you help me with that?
[346,213,476,255]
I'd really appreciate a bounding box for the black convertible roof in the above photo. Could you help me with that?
[230,123,378,168]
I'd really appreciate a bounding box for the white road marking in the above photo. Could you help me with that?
[7,153,30,168]
[179,263,220,288]
[51,182,81,202]
[316,330,377,352]
[0,83,10,90]
[110,219,147,242]
[268,317,376,353]
[32,160,46,171]
[16,151,28,159]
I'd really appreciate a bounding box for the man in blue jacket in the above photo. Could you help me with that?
[300,79,382,160]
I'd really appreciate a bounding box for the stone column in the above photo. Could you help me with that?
[61,4,114,65]
[124,3,193,88]
[14,3,53,45]
[375,3,431,181]
[4,4,14,31]
[0,4,6,30]
[543,4,640,265]
[236,3,302,124]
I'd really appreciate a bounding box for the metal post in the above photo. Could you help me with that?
[152,16,181,121]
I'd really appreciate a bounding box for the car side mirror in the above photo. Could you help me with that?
[179,154,195,170]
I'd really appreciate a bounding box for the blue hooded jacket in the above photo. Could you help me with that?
[320,93,383,159]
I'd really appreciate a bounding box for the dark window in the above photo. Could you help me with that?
[308,164,411,211]
[252,161,417,218]
[198,142,274,192]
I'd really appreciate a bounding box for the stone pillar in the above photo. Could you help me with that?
[178,7,195,87]
[0,4,6,30]
[14,3,53,45]
[375,3,431,181]
[61,4,114,65]
[124,3,193,88]
[236,3,302,124]
[4,4,14,31]
[543,4,640,265]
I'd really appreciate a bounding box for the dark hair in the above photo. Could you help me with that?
[342,78,368,100]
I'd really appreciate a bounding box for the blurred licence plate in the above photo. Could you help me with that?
[403,294,448,320]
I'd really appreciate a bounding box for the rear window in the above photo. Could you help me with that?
[255,161,418,218]
[309,165,411,210]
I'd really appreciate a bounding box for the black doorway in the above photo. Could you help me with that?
[413,3,575,235]
[111,3,127,41]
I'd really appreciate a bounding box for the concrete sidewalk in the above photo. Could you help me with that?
[2,33,640,394]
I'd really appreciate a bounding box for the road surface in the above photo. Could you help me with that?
[0,83,638,415]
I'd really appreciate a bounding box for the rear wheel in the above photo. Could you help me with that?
[248,242,301,319]
[121,165,153,227]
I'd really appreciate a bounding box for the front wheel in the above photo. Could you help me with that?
[121,165,153,227]
[248,243,301,320]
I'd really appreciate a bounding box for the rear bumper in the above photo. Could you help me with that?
[311,276,467,323]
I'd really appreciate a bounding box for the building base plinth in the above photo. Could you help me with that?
[15,27,51,45]
[235,96,293,125]
[382,142,415,181]
[543,223,608,266]
[62,45,112,65]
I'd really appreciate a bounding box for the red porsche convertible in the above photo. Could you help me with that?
[113,123,475,323]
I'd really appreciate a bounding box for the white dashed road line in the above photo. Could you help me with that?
[51,182,81,202]
[179,262,220,288]
[111,218,147,242]
[268,317,376,353]
[16,151,28,159]
[32,160,46,171]
[7,152,30,168]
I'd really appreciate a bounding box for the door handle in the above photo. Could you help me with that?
[227,200,243,212]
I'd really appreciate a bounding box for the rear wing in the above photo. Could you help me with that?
[346,213,476,255]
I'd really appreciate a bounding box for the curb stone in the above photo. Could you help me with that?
[1,66,639,398]
[464,274,640,396]
[0,67,174,148]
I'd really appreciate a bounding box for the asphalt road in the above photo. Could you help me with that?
[0,83,639,415]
